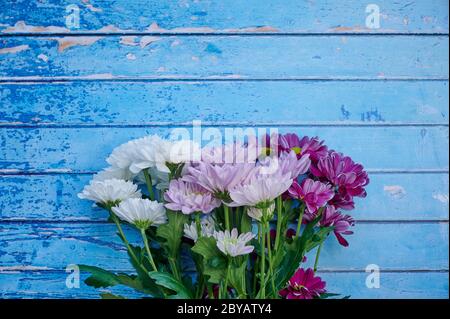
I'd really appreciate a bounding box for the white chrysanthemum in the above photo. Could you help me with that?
[130,136,201,174]
[107,138,145,170]
[247,202,275,221]
[183,216,216,242]
[112,198,167,229]
[214,228,255,257]
[78,178,141,205]
[93,166,134,182]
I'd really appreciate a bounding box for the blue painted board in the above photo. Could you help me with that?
[0,0,448,34]
[1,126,448,171]
[0,36,448,79]
[0,81,448,125]
[0,222,447,271]
[0,173,448,221]
[0,271,447,299]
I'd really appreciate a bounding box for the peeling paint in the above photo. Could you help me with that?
[120,36,139,46]
[0,45,30,55]
[433,193,449,204]
[384,185,406,199]
[49,36,103,52]
[145,22,279,33]
[82,0,103,12]
[2,21,69,33]
[139,36,160,48]
[37,54,49,62]
[126,53,136,60]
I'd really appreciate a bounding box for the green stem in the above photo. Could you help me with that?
[168,257,181,281]
[143,169,155,200]
[223,259,231,299]
[274,195,283,251]
[140,228,158,272]
[109,212,147,273]
[314,242,323,272]
[296,203,305,237]
[259,222,266,299]
[223,205,230,230]
[195,213,202,239]
[266,224,277,298]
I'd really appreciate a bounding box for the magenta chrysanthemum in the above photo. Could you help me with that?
[288,178,334,213]
[304,205,355,247]
[311,151,369,210]
[164,179,221,214]
[279,268,326,299]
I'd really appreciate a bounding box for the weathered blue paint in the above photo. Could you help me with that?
[1,127,448,171]
[0,36,448,79]
[0,0,448,34]
[0,222,447,271]
[1,271,447,299]
[0,173,448,221]
[1,81,448,125]
[0,0,448,299]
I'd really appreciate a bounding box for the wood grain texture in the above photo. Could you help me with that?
[0,0,448,34]
[0,222,448,271]
[0,173,448,221]
[0,271,447,299]
[0,36,448,80]
[1,81,448,126]
[1,126,448,171]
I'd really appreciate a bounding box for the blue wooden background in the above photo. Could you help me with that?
[0,0,448,298]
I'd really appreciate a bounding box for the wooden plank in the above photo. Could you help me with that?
[0,126,448,171]
[0,223,447,271]
[0,173,448,221]
[0,0,448,34]
[0,81,448,125]
[0,36,448,80]
[320,271,449,299]
[0,271,447,299]
[0,271,146,299]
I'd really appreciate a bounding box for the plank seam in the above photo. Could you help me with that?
[1,169,448,175]
[0,32,448,37]
[0,268,448,274]
[0,123,448,129]
[0,77,448,83]
[0,219,448,224]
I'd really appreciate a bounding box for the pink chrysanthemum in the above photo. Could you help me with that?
[288,178,334,213]
[311,151,369,210]
[164,179,221,214]
[279,268,326,299]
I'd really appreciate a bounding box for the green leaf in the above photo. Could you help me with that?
[78,264,161,297]
[78,265,121,288]
[149,271,193,299]
[192,236,227,283]
[240,209,252,233]
[228,259,247,297]
[306,226,334,252]
[157,210,189,257]
[100,293,126,299]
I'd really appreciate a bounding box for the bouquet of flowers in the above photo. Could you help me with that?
[78,132,369,299]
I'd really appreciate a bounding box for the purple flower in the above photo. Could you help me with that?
[311,151,369,210]
[183,162,256,202]
[164,179,221,214]
[279,268,326,299]
[298,136,328,163]
[263,133,327,162]
[303,205,355,247]
[320,206,355,247]
[288,179,334,213]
